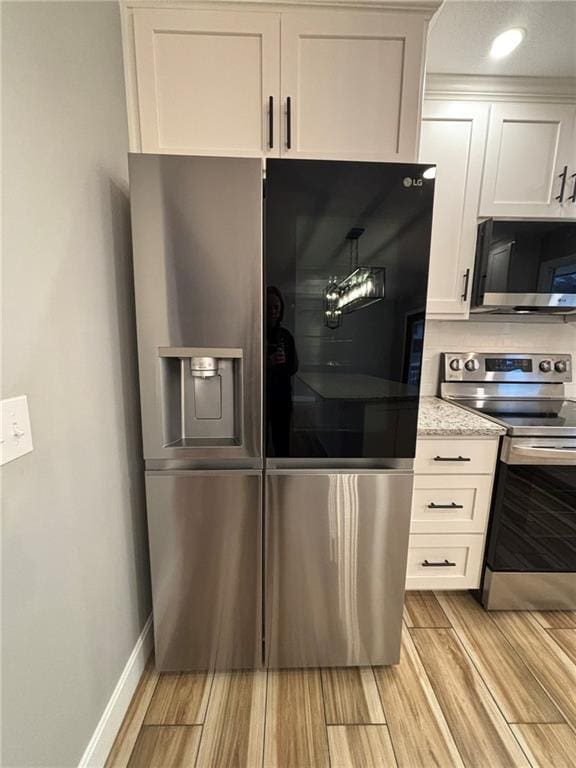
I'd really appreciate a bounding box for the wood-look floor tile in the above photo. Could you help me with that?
[374,627,464,767]
[411,628,529,768]
[195,670,266,768]
[128,726,201,768]
[437,593,562,724]
[511,724,576,768]
[404,591,451,628]
[322,668,385,725]
[531,611,576,629]
[105,656,159,768]
[491,611,576,727]
[328,725,397,768]
[264,669,329,768]
[144,672,212,725]
[547,628,576,666]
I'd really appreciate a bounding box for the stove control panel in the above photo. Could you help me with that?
[443,353,572,383]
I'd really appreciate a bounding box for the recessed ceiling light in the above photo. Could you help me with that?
[490,28,526,59]
[422,167,436,180]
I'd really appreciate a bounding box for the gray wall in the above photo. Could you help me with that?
[1,3,151,765]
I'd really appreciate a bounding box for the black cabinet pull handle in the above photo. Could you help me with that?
[427,502,465,509]
[422,559,457,567]
[569,172,576,203]
[286,96,292,150]
[461,268,470,302]
[556,165,568,202]
[433,455,471,462]
[268,96,274,149]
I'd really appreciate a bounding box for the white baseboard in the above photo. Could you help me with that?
[78,614,153,768]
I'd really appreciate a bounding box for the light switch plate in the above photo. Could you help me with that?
[1,396,33,466]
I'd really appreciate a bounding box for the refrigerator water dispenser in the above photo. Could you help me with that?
[159,347,242,447]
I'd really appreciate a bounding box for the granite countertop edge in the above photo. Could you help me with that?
[418,396,507,437]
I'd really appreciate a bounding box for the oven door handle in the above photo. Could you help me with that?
[513,445,576,462]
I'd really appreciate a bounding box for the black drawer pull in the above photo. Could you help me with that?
[569,172,576,203]
[427,502,464,509]
[286,96,292,149]
[433,455,471,462]
[422,559,457,567]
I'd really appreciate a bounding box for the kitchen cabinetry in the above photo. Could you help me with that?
[479,102,576,218]
[132,9,281,156]
[407,436,499,590]
[123,2,434,160]
[420,101,490,318]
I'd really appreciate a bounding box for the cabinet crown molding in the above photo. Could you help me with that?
[122,0,442,14]
[425,73,576,104]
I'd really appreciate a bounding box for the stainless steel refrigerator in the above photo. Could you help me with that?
[129,154,434,671]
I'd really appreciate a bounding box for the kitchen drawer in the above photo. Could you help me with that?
[406,533,484,590]
[411,475,493,534]
[415,438,498,475]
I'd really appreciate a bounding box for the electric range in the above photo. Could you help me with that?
[441,352,576,610]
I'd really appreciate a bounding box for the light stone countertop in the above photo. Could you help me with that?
[418,397,507,437]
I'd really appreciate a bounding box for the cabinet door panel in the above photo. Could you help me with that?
[479,103,576,218]
[280,12,427,161]
[134,9,280,156]
[420,101,490,317]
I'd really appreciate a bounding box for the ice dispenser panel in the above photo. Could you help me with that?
[159,347,242,447]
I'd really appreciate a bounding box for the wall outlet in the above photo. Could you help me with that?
[1,396,33,466]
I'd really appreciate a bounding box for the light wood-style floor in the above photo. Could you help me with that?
[105,591,576,768]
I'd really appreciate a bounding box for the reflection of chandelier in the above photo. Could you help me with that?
[323,228,385,327]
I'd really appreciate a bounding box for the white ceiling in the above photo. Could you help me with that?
[427,0,576,78]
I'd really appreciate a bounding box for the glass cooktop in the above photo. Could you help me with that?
[452,399,576,436]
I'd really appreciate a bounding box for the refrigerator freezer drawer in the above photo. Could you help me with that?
[146,471,262,671]
[265,470,412,668]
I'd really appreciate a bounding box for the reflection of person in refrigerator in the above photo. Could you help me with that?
[266,286,298,456]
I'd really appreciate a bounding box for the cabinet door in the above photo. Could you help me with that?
[146,471,262,671]
[133,9,280,156]
[265,470,412,667]
[420,101,490,318]
[280,11,427,161]
[479,102,576,218]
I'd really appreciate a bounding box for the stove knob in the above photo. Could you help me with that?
[465,359,480,372]
[449,358,464,371]
[539,360,552,373]
[554,360,567,374]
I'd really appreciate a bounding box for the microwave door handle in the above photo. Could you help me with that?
[513,445,576,462]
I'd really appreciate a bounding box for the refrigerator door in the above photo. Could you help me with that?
[146,470,262,670]
[129,154,263,466]
[265,470,412,668]
[264,159,433,465]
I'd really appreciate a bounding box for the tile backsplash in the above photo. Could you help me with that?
[421,318,576,398]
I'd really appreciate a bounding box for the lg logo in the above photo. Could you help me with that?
[403,177,423,188]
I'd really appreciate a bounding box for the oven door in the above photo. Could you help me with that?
[485,438,576,574]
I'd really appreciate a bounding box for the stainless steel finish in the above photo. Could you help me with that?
[129,154,263,464]
[442,382,566,402]
[483,568,576,610]
[146,458,264,471]
[146,470,262,670]
[540,360,552,373]
[442,352,572,384]
[480,292,576,313]
[265,471,412,668]
[266,457,414,471]
[159,347,243,359]
[500,436,576,465]
[555,360,568,373]
[190,357,218,378]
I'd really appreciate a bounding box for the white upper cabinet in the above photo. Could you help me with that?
[126,4,432,161]
[479,102,576,218]
[279,11,427,161]
[133,9,281,156]
[420,101,490,317]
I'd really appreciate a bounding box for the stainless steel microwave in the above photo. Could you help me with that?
[472,219,576,315]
